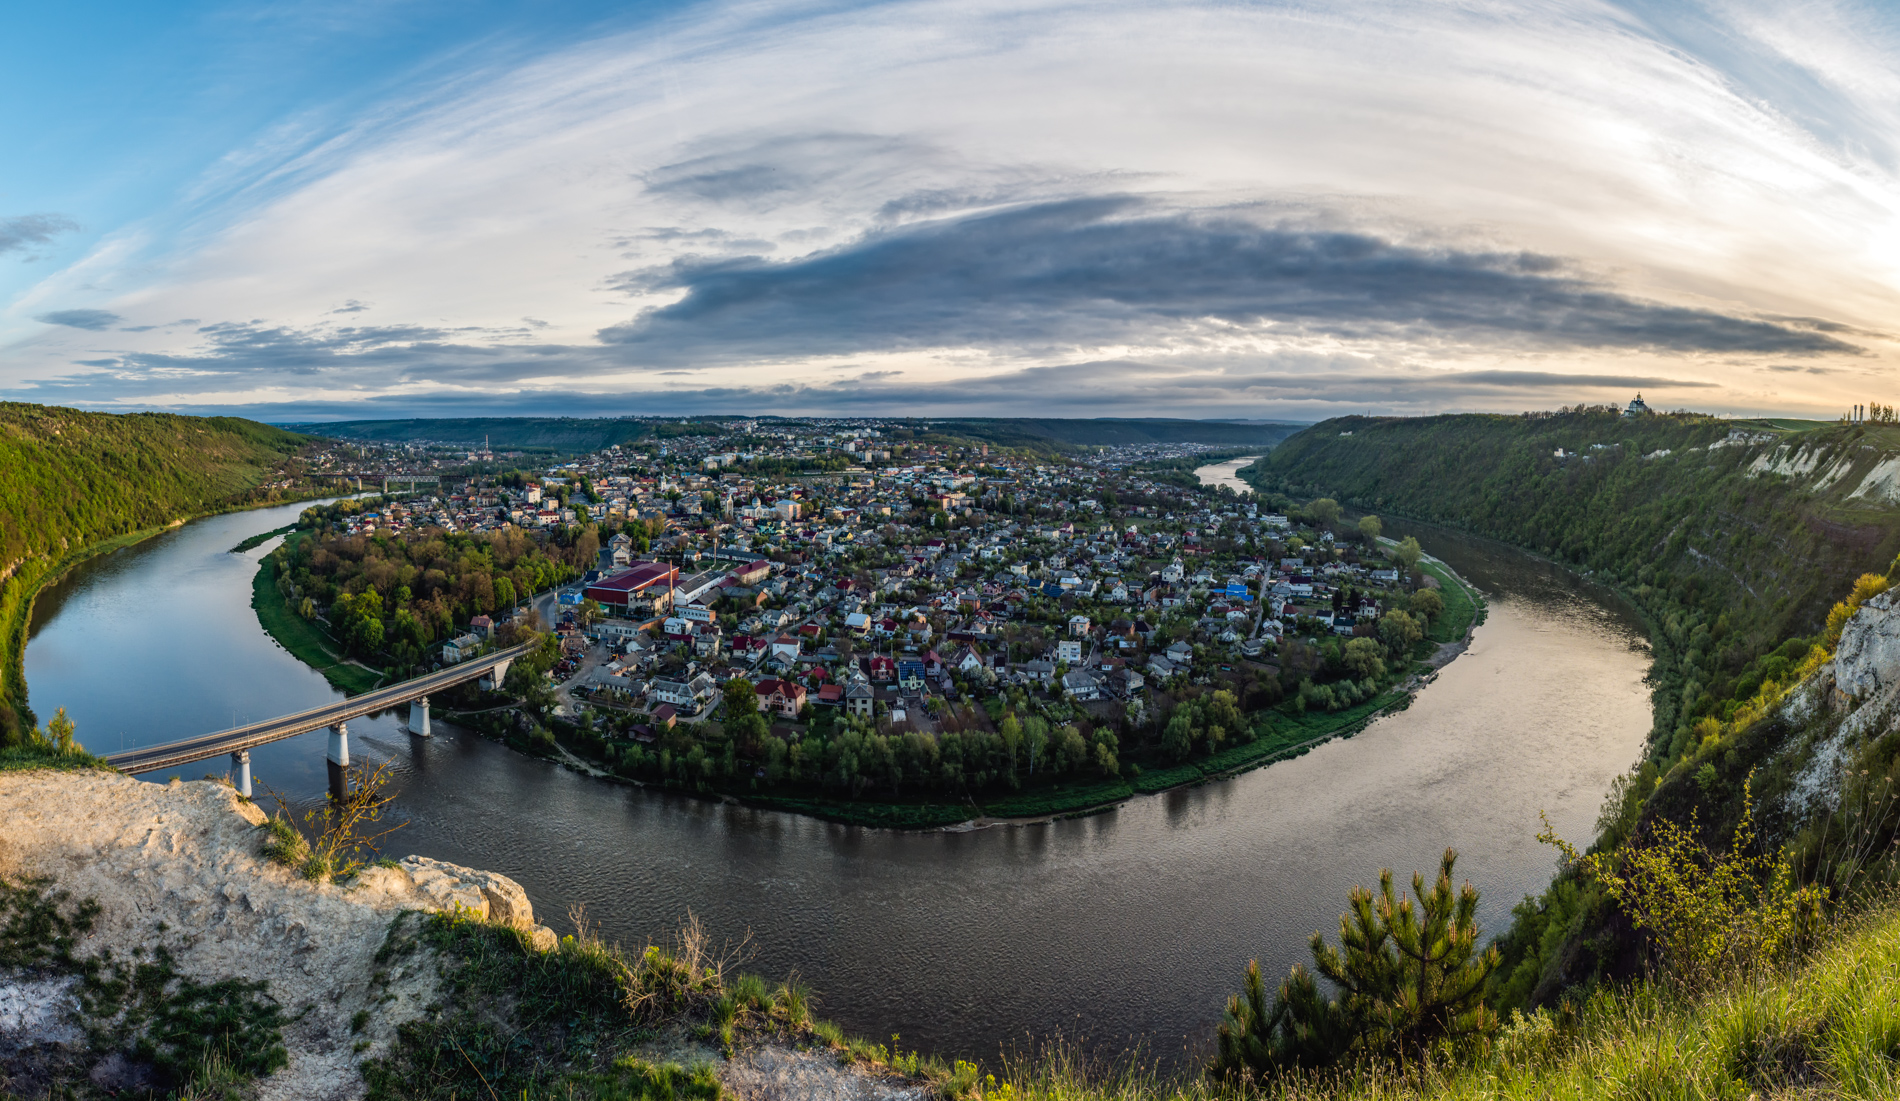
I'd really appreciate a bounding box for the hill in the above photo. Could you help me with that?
[0,402,313,744]
[280,416,728,452]
[1249,410,1900,1001]
[285,415,1306,454]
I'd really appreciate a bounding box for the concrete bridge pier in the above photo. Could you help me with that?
[408,696,431,736]
[480,659,512,691]
[326,723,350,804]
[230,750,251,798]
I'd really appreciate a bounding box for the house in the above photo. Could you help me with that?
[952,646,988,678]
[650,672,717,712]
[897,659,925,692]
[817,683,845,707]
[1022,658,1057,683]
[846,680,875,718]
[754,678,808,719]
[469,615,494,638]
[1060,670,1102,700]
[649,704,677,728]
[769,633,802,662]
[1056,639,1082,664]
[1146,654,1176,679]
[442,633,483,663]
[1068,614,1091,637]
[867,655,897,683]
[1165,640,1194,664]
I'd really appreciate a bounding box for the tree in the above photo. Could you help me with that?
[1408,588,1443,624]
[1340,637,1386,680]
[1212,849,1500,1080]
[1308,498,1342,529]
[1357,515,1382,544]
[1378,610,1422,655]
[1393,535,1423,572]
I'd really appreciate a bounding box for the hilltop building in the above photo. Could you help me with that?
[1623,393,1651,417]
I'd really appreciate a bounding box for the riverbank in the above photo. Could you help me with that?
[250,532,385,695]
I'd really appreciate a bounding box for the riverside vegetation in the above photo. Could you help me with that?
[0,402,317,750]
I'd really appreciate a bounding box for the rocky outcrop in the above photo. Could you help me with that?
[0,770,553,1100]
[1834,591,1900,703]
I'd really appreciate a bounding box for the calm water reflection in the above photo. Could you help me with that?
[24,500,1650,1064]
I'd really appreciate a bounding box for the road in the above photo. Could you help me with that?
[105,641,536,775]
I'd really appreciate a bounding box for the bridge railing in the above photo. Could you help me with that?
[105,641,537,775]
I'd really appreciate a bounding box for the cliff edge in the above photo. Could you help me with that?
[0,770,933,1101]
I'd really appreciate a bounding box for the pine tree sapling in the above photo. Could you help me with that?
[1211,848,1500,1082]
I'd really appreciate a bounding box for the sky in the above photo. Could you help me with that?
[3,0,1899,422]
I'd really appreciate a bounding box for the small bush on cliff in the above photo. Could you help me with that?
[364,908,771,1099]
[260,760,405,882]
[1541,774,1828,990]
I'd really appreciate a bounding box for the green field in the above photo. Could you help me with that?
[1417,555,1483,643]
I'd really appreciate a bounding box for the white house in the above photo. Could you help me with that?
[442,633,483,663]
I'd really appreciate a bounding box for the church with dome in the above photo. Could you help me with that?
[1623,393,1651,417]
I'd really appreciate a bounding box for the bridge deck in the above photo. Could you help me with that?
[105,642,536,775]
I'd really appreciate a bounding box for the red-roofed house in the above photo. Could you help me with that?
[754,678,808,718]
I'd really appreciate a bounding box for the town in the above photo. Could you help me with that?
[272,418,1464,820]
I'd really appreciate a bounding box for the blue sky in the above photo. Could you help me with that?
[3,0,1898,421]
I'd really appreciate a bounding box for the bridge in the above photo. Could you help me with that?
[311,472,444,494]
[105,642,536,802]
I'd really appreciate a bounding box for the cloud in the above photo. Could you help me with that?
[599,198,1857,361]
[0,214,79,256]
[34,308,123,330]
[6,0,1898,419]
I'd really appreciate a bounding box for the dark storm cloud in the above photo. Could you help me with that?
[598,197,1858,361]
[35,308,123,330]
[0,213,79,256]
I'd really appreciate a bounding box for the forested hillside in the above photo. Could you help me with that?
[0,403,312,743]
[1249,409,1900,1003]
[1253,412,1900,759]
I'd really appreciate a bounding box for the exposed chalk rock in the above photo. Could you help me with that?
[1835,592,1900,703]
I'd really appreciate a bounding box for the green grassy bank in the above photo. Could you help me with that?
[250,539,384,696]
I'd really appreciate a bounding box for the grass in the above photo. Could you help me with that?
[364,906,961,1101]
[250,540,382,695]
[965,902,1900,1101]
[981,780,1136,819]
[1415,557,1483,645]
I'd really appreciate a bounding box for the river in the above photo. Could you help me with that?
[23,494,1651,1066]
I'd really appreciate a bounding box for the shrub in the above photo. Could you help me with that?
[1542,773,1828,989]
